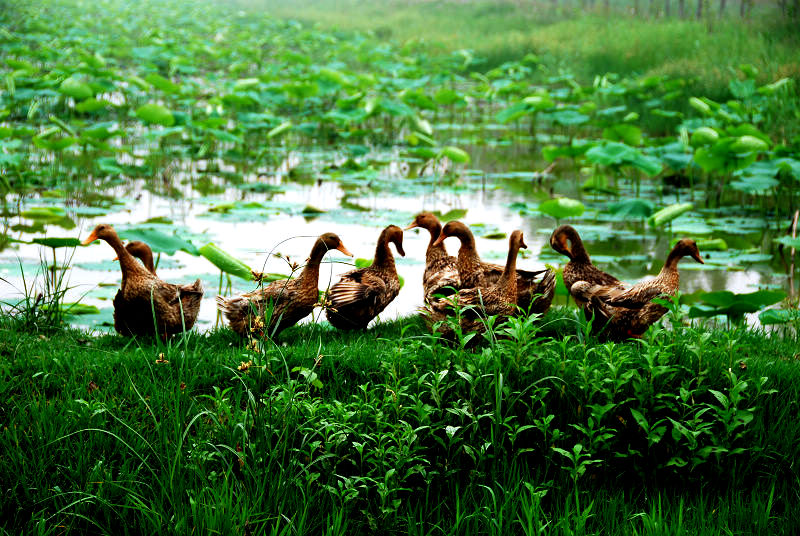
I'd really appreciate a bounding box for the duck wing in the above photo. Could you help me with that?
[599,281,664,309]
[327,269,387,309]
[424,256,460,301]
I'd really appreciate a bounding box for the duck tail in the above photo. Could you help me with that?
[216,295,246,318]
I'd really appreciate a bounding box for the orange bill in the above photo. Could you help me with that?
[337,244,354,257]
[81,229,99,246]
[404,222,418,231]
[431,234,447,247]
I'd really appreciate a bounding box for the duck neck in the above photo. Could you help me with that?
[373,230,396,270]
[456,231,479,262]
[299,240,327,289]
[498,243,519,299]
[107,233,141,278]
[457,231,483,284]
[570,235,591,264]
[425,221,447,263]
[662,248,684,274]
[140,248,156,274]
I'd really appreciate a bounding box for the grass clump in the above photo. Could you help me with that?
[2,309,800,534]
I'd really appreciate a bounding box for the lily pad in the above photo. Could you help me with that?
[116,227,198,256]
[136,103,175,126]
[538,198,585,220]
[648,203,693,228]
[759,308,800,325]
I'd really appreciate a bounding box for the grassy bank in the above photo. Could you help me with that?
[254,0,800,100]
[2,310,800,534]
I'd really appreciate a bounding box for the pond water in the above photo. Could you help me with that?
[0,139,788,332]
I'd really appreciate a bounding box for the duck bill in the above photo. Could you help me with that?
[337,244,354,257]
[692,252,705,264]
[81,230,99,246]
[396,244,406,257]
[520,239,528,249]
[431,234,446,247]
[404,222,418,231]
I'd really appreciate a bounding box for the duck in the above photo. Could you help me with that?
[432,221,555,314]
[405,212,460,304]
[571,238,704,340]
[426,229,526,336]
[81,224,203,337]
[325,225,404,330]
[217,233,352,338]
[549,224,625,309]
[115,241,156,274]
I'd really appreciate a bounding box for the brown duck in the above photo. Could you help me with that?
[217,233,352,338]
[427,230,526,336]
[433,221,555,314]
[549,224,625,309]
[572,239,704,340]
[115,241,156,274]
[405,212,460,303]
[82,224,203,337]
[325,225,404,330]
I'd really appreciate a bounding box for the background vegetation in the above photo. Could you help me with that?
[257,0,800,100]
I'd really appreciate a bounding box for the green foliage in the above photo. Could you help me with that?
[135,103,175,127]
[198,243,253,281]
[648,202,693,228]
[1,312,799,534]
[539,197,585,220]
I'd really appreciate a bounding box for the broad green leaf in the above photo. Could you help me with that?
[267,121,292,139]
[440,146,470,164]
[496,101,529,124]
[539,198,585,219]
[434,209,468,221]
[117,227,198,255]
[59,77,93,99]
[688,97,711,115]
[648,203,693,228]
[21,206,66,222]
[136,103,175,126]
[602,124,642,146]
[730,135,768,153]
[199,243,252,281]
[32,237,82,248]
[690,127,719,147]
[606,198,654,219]
[757,78,791,95]
[234,78,260,91]
[586,142,662,176]
[775,236,800,249]
[145,73,181,94]
[61,302,101,315]
[759,308,800,325]
[75,98,111,113]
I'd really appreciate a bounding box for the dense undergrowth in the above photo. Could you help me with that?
[256,0,800,102]
[2,309,800,534]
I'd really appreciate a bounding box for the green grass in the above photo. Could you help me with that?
[254,0,800,100]
[3,309,800,534]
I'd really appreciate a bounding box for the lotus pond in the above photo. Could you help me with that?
[1,0,799,330]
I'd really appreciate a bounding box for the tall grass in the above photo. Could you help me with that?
[2,309,800,534]
[0,251,75,333]
[253,0,800,100]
